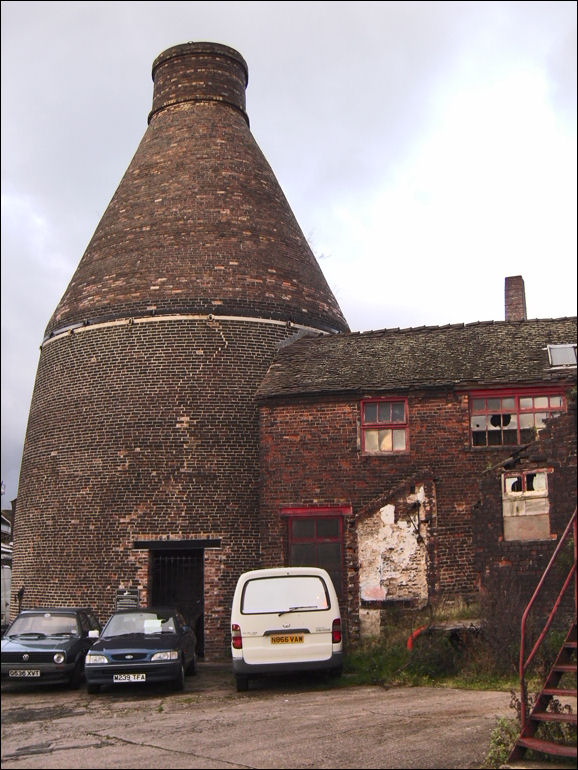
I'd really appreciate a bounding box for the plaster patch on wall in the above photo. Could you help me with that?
[358,486,429,620]
[359,608,381,638]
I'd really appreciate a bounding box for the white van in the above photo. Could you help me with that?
[230,566,343,691]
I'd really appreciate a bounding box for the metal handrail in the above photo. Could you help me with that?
[518,508,577,726]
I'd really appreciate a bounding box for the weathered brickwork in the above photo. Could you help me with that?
[473,392,577,597]
[505,275,527,322]
[258,387,576,641]
[46,44,347,338]
[12,317,307,658]
[13,42,348,659]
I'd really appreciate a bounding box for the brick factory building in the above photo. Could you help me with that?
[11,43,576,658]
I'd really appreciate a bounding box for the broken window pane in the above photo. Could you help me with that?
[472,431,487,446]
[505,476,523,494]
[526,472,547,492]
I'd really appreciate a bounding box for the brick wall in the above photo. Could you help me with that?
[474,392,577,594]
[12,317,298,658]
[258,388,576,639]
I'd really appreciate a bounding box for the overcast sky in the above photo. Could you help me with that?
[1,0,576,502]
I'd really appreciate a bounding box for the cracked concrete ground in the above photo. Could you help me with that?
[1,663,512,769]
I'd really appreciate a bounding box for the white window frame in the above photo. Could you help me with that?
[547,344,577,368]
[501,469,551,542]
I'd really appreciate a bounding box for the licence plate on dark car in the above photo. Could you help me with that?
[113,673,146,682]
[9,669,40,678]
[270,634,304,644]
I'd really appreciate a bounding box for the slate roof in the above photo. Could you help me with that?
[256,318,577,399]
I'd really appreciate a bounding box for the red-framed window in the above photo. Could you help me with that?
[469,388,566,447]
[361,398,408,454]
[281,507,348,599]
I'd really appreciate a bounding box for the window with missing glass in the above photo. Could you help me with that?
[502,469,551,541]
[283,511,345,599]
[361,398,408,454]
[470,390,565,447]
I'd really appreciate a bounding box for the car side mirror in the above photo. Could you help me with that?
[88,629,100,638]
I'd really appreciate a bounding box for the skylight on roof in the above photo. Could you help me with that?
[547,344,577,367]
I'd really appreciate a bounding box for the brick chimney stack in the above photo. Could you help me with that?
[149,42,248,125]
[505,275,527,321]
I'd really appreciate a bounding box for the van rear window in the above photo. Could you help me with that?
[241,576,330,614]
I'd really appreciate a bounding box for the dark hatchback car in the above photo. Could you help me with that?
[1,607,101,688]
[84,607,197,693]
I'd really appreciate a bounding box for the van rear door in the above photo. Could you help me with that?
[239,574,335,665]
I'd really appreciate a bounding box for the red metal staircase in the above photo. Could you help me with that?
[508,508,577,763]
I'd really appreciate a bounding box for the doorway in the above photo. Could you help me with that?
[150,549,205,656]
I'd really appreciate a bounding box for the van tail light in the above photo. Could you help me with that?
[332,618,342,644]
[231,623,243,649]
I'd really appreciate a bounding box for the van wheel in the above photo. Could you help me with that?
[235,675,249,692]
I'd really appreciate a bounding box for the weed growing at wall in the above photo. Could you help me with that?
[482,691,576,768]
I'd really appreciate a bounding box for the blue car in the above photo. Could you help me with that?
[1,607,101,688]
[84,607,197,693]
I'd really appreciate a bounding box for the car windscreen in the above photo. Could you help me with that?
[7,613,80,636]
[103,612,177,637]
[241,575,330,614]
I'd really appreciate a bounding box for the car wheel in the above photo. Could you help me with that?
[86,682,100,694]
[173,661,185,691]
[69,660,83,689]
[185,653,196,676]
[235,675,249,692]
